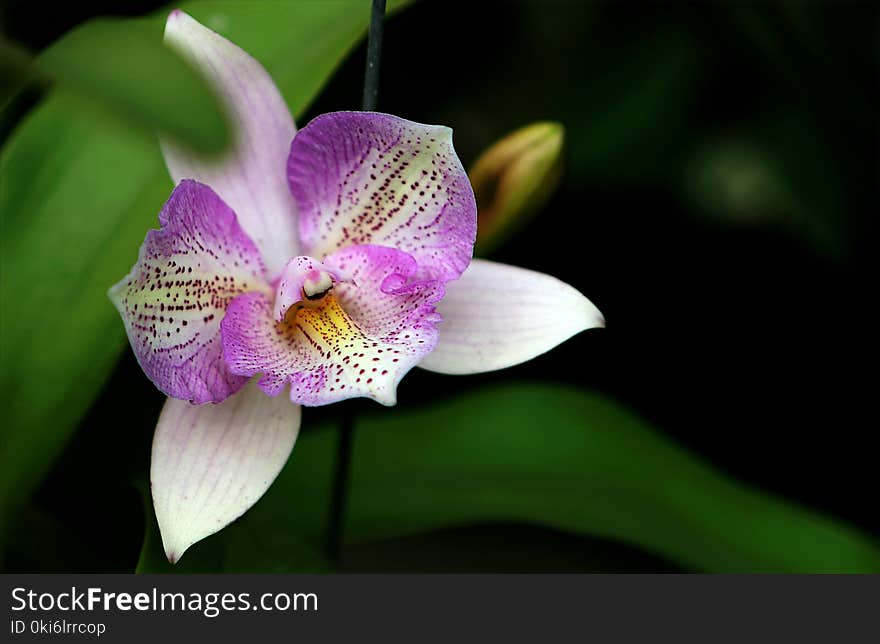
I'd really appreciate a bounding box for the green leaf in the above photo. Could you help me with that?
[140,385,880,573]
[0,0,409,550]
[0,93,170,551]
[36,18,229,154]
[344,385,880,573]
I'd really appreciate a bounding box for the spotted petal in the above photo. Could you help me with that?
[288,111,476,282]
[161,10,299,278]
[419,259,605,374]
[222,245,443,406]
[152,379,300,563]
[109,180,268,403]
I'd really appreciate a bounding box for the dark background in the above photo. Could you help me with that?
[2,0,876,572]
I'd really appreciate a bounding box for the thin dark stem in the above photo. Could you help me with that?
[327,0,386,564]
[327,409,355,561]
[361,0,386,112]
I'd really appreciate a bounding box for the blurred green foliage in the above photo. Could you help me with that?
[0,39,33,110]
[685,139,791,224]
[0,0,408,552]
[682,111,847,257]
[139,385,880,573]
[557,27,699,185]
[38,18,230,153]
[438,2,865,261]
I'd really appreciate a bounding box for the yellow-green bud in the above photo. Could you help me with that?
[469,122,565,254]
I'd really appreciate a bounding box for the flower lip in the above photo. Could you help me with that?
[221,244,445,407]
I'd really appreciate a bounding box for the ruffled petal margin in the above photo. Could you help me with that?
[109,180,268,403]
[288,111,476,283]
[222,244,443,406]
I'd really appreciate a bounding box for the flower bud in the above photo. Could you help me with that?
[470,122,565,254]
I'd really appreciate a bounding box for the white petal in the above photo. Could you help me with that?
[161,10,299,277]
[151,378,300,563]
[419,259,604,375]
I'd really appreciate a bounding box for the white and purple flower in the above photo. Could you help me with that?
[110,11,604,562]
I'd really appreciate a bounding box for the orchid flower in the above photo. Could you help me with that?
[109,11,604,563]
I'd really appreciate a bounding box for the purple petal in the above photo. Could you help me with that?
[152,379,300,563]
[109,180,269,403]
[288,111,476,282]
[418,259,605,374]
[161,10,299,277]
[221,244,444,406]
